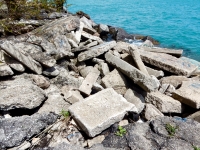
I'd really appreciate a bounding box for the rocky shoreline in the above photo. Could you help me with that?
[0,11,200,150]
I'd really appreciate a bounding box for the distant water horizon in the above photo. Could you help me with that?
[68,0,200,61]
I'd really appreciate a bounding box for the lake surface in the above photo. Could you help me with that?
[68,0,200,61]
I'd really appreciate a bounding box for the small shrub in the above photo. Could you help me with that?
[115,126,127,137]
[60,109,70,118]
[165,123,178,136]
[193,146,200,150]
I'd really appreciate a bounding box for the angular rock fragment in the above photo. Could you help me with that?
[81,31,103,44]
[0,63,14,76]
[0,41,42,74]
[79,70,100,95]
[98,62,110,76]
[63,90,84,104]
[80,66,99,78]
[140,51,198,76]
[43,67,60,77]
[101,69,128,95]
[172,81,200,109]
[124,89,145,113]
[146,66,164,78]
[0,77,46,110]
[0,113,57,149]
[32,75,50,89]
[145,92,182,113]
[78,41,116,62]
[187,111,200,123]
[144,104,164,121]
[69,88,137,137]
[105,52,159,92]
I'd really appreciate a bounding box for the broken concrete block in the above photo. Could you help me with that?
[63,90,84,104]
[69,88,137,137]
[145,92,182,113]
[124,89,145,113]
[92,58,105,64]
[0,41,42,74]
[144,104,164,121]
[86,41,98,48]
[80,66,99,78]
[105,52,159,92]
[187,111,200,123]
[101,69,129,95]
[79,71,100,95]
[74,21,84,43]
[81,31,103,44]
[78,41,116,62]
[158,84,169,94]
[129,45,149,75]
[146,66,164,78]
[172,81,200,109]
[87,135,105,148]
[0,63,14,76]
[98,62,110,76]
[140,51,197,76]
[113,41,130,53]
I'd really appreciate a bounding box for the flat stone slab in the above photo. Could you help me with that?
[0,77,46,110]
[78,41,116,62]
[69,88,137,137]
[0,41,42,74]
[146,92,182,113]
[140,51,198,76]
[105,52,159,92]
[172,81,200,109]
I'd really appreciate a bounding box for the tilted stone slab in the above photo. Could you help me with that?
[81,31,103,44]
[78,41,116,62]
[145,92,182,113]
[105,52,159,92]
[140,51,197,76]
[0,41,42,74]
[69,88,137,137]
[172,81,200,109]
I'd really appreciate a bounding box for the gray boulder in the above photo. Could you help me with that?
[0,113,57,149]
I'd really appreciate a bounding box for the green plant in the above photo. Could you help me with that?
[60,109,70,118]
[115,126,127,137]
[193,146,200,150]
[165,123,178,136]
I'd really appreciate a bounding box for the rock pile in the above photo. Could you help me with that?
[0,12,200,149]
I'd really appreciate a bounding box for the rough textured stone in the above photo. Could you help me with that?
[187,111,200,123]
[79,71,100,95]
[159,83,169,93]
[98,62,110,76]
[124,89,145,113]
[113,41,130,53]
[87,135,105,148]
[81,31,103,44]
[0,77,46,110]
[32,75,50,89]
[0,41,42,74]
[172,81,200,109]
[69,88,137,137]
[146,66,164,78]
[37,93,70,114]
[101,69,128,95]
[63,90,84,104]
[105,52,160,92]
[129,45,149,75]
[78,41,116,62]
[0,113,57,149]
[140,51,198,76]
[146,92,182,113]
[160,75,190,88]
[0,63,14,76]
[79,66,99,78]
[144,104,164,121]
[43,67,60,77]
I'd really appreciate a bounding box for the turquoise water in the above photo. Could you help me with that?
[68,0,200,61]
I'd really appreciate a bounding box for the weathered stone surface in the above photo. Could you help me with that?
[32,74,50,89]
[158,83,169,93]
[0,63,14,76]
[124,89,145,113]
[79,71,100,95]
[81,31,103,44]
[140,51,198,76]
[0,113,57,149]
[86,41,98,48]
[92,83,104,92]
[141,39,154,47]
[129,45,149,75]
[69,88,137,137]
[141,46,183,57]
[172,81,200,109]
[80,16,93,29]
[160,75,190,88]
[43,67,60,77]
[98,62,110,76]
[87,135,105,148]
[105,52,160,92]
[180,56,200,69]
[78,41,116,62]
[187,111,200,123]
[101,69,129,95]
[92,58,105,64]
[64,90,83,104]
[146,92,182,113]
[113,41,130,53]
[79,66,99,78]
[98,24,109,33]
[37,93,70,114]
[144,104,164,121]
[0,77,46,110]
[0,41,42,74]
[146,66,164,78]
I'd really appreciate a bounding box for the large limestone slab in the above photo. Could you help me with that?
[105,52,159,92]
[69,88,137,137]
[140,51,198,76]
[78,41,116,62]
[0,77,46,110]
[101,69,129,95]
[0,41,42,74]
[79,70,100,95]
[145,92,182,113]
[172,81,200,109]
